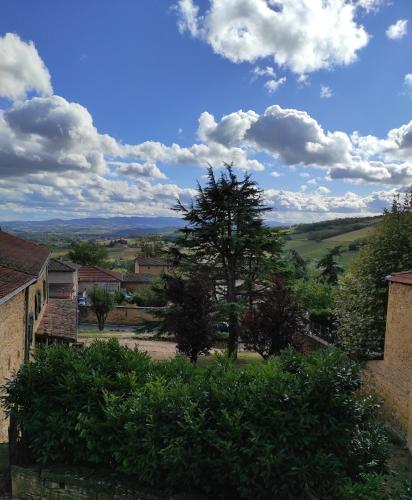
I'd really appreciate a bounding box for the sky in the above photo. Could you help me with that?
[0,0,411,223]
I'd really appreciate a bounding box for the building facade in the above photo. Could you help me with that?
[134,256,170,276]
[0,231,50,442]
[365,271,412,451]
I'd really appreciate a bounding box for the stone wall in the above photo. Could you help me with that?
[0,291,26,442]
[363,281,412,449]
[29,267,48,342]
[79,306,159,326]
[11,465,202,499]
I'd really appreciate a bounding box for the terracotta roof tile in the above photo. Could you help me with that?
[0,265,35,302]
[0,231,50,277]
[36,299,78,341]
[49,283,74,299]
[387,270,412,285]
[78,266,122,282]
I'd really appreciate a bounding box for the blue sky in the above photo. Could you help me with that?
[0,0,411,222]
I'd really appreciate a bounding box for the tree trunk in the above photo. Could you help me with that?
[96,313,105,331]
[227,266,238,359]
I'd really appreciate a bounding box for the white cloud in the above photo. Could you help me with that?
[320,85,333,98]
[176,0,370,74]
[405,74,412,87]
[317,186,331,194]
[386,19,408,40]
[252,65,276,79]
[265,77,286,93]
[356,0,385,12]
[0,33,52,100]
[270,171,281,177]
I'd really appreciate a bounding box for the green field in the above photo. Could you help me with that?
[285,224,377,268]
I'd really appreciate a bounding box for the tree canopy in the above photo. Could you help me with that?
[69,240,109,267]
[335,192,412,358]
[172,165,286,356]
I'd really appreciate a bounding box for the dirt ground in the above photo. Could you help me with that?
[80,336,178,360]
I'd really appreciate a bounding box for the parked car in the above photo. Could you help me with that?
[78,297,86,306]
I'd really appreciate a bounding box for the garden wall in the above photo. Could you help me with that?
[79,306,160,326]
[11,465,202,500]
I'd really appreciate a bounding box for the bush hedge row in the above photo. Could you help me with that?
[2,340,388,499]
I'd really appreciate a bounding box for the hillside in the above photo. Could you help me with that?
[286,215,381,268]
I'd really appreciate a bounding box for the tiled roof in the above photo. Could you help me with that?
[387,270,412,285]
[78,266,122,282]
[36,299,77,341]
[122,272,155,283]
[49,283,74,299]
[0,265,35,302]
[48,259,76,272]
[136,256,169,266]
[0,231,50,276]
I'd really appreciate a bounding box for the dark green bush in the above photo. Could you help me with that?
[2,341,388,499]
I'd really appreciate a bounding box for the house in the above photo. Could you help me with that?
[134,256,170,276]
[364,270,412,451]
[121,272,156,293]
[0,230,79,441]
[78,266,122,298]
[48,258,78,299]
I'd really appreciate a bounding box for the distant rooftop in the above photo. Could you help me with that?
[122,272,155,283]
[135,256,169,266]
[48,258,77,273]
[78,266,123,282]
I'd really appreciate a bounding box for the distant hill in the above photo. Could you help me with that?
[0,215,289,238]
[0,216,186,238]
[286,215,382,268]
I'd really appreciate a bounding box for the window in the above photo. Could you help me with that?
[34,290,42,320]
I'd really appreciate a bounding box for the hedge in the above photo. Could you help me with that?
[2,340,388,499]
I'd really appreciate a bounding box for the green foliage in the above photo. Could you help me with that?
[241,278,307,358]
[336,193,412,358]
[292,276,336,342]
[293,216,381,237]
[317,245,344,285]
[285,249,307,279]
[87,285,117,331]
[68,240,109,266]
[172,165,286,356]
[157,274,215,363]
[3,342,388,498]
[133,281,167,307]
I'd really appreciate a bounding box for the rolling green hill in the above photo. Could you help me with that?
[285,216,381,269]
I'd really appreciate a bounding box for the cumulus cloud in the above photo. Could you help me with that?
[0,33,52,100]
[265,77,286,93]
[176,0,370,74]
[386,19,408,40]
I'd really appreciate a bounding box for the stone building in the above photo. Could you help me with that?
[78,266,122,299]
[134,256,170,276]
[121,272,155,293]
[0,231,50,441]
[365,270,412,450]
[48,258,78,299]
[0,230,78,442]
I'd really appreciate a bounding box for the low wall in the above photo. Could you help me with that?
[79,306,161,326]
[11,465,203,499]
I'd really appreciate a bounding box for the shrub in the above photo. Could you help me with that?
[241,278,307,358]
[2,341,388,499]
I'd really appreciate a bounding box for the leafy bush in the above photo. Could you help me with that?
[2,341,388,499]
[241,278,307,358]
